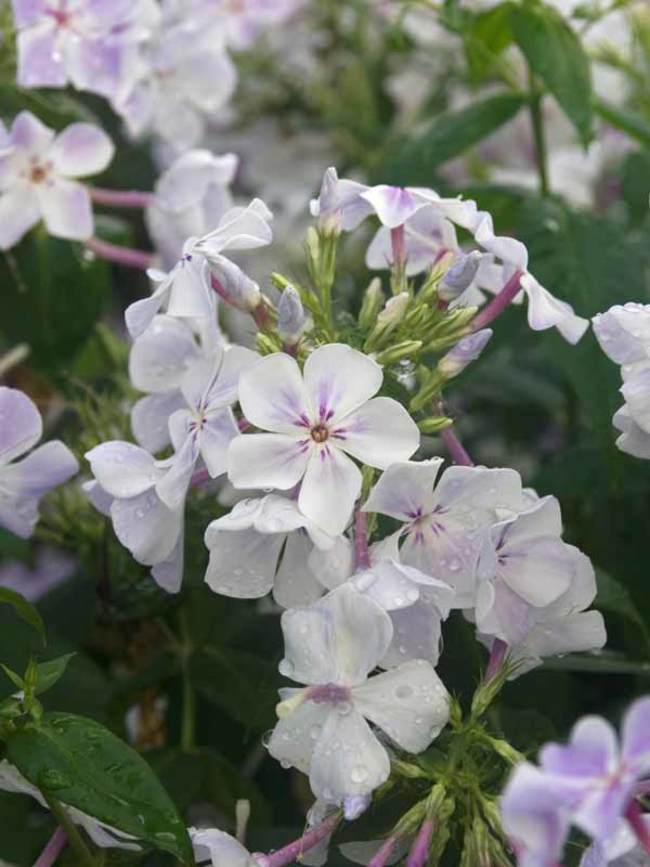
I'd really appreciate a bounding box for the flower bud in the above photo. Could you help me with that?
[439,251,482,302]
[437,329,493,379]
[375,340,422,365]
[277,284,306,345]
[367,292,410,347]
[209,254,261,313]
[358,278,385,330]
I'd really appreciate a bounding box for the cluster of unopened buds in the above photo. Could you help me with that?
[2,102,650,864]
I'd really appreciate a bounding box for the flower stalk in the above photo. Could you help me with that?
[88,186,155,209]
[255,812,341,867]
[85,237,154,271]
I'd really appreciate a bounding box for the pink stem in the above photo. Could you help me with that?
[34,827,67,867]
[238,418,250,432]
[472,269,523,331]
[191,468,210,487]
[485,638,509,682]
[406,818,434,867]
[354,510,371,570]
[391,225,406,269]
[255,812,341,867]
[85,237,154,271]
[626,801,650,854]
[88,186,155,209]
[368,836,398,867]
[440,426,474,467]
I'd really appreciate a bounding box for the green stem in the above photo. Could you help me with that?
[528,69,550,197]
[179,608,196,752]
[43,795,96,867]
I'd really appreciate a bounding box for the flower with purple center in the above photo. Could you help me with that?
[362,459,523,606]
[11,0,155,97]
[227,343,420,536]
[501,698,650,865]
[0,111,114,249]
[0,386,78,538]
[268,584,449,805]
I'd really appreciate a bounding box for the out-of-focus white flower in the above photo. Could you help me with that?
[0,112,114,248]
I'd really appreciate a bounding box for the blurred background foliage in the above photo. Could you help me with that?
[0,0,649,863]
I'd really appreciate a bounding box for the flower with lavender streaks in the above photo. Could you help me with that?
[125,199,272,338]
[228,343,420,536]
[128,314,220,453]
[0,386,78,538]
[268,585,449,804]
[0,112,114,249]
[155,343,259,510]
[501,698,650,864]
[362,459,523,606]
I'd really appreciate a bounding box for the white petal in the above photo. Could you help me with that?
[521,273,588,344]
[310,708,390,803]
[204,525,282,598]
[363,459,442,521]
[498,534,575,607]
[131,391,186,453]
[151,529,184,593]
[613,405,650,459]
[238,353,310,433]
[190,828,251,867]
[85,441,160,498]
[124,284,168,339]
[155,430,198,509]
[381,600,445,668]
[227,433,310,491]
[280,586,393,686]
[197,198,273,254]
[111,490,181,565]
[49,123,114,178]
[10,111,55,153]
[166,256,214,319]
[128,316,199,393]
[308,536,355,591]
[303,344,382,424]
[200,408,240,478]
[0,182,40,249]
[353,659,449,751]
[274,532,324,608]
[298,446,360,537]
[38,178,93,240]
[83,480,113,517]
[336,397,420,469]
[204,345,259,409]
[0,386,42,464]
[267,699,329,774]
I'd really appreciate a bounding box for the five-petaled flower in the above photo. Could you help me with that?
[0,111,114,249]
[228,343,420,536]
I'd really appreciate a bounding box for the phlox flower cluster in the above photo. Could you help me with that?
[72,164,608,826]
[10,0,304,151]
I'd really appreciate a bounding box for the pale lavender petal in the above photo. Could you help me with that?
[303,344,383,424]
[49,123,115,178]
[621,697,650,771]
[227,433,310,491]
[85,441,160,498]
[37,178,93,240]
[336,397,420,470]
[0,386,42,464]
[199,407,240,478]
[298,445,361,537]
[15,25,67,88]
[0,441,78,496]
[0,183,41,249]
[12,0,47,28]
[360,185,423,229]
[238,353,311,434]
[362,459,442,522]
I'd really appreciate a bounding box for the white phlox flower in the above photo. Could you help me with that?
[125,198,273,338]
[227,343,420,536]
[362,459,524,607]
[267,585,450,805]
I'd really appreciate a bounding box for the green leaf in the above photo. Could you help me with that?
[0,588,45,644]
[0,664,24,692]
[0,230,108,372]
[33,653,76,696]
[544,653,650,675]
[510,3,593,144]
[5,713,193,863]
[381,92,526,185]
[465,2,515,80]
[594,98,650,149]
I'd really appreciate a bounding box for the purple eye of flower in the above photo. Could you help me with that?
[310,423,329,443]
